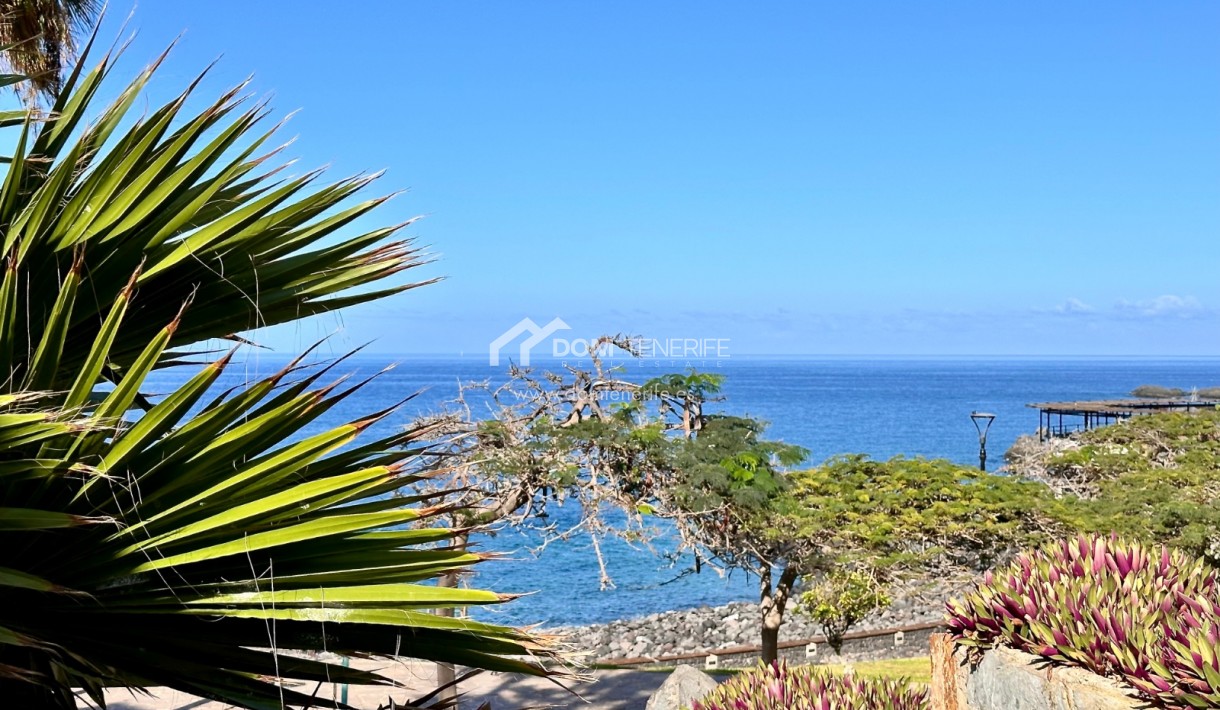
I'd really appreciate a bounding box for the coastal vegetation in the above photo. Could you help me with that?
[438,344,1220,681]
[948,534,1220,709]
[1008,409,1220,562]
[1,7,1216,710]
[521,393,1217,677]
[1132,385,1188,398]
[658,404,809,665]
[1130,384,1220,399]
[435,351,1065,666]
[417,344,794,590]
[0,34,558,710]
[721,454,1056,661]
[424,351,809,663]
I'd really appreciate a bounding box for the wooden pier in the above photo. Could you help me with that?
[1028,398,1220,440]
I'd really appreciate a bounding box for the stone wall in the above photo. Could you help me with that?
[601,621,943,671]
[547,582,951,662]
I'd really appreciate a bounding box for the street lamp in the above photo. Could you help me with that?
[971,411,996,471]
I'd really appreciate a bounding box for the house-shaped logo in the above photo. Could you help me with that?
[488,317,571,366]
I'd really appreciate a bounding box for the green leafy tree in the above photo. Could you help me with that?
[797,570,890,654]
[435,353,1057,668]
[659,412,809,664]
[426,351,807,641]
[440,359,812,665]
[0,41,559,709]
[783,456,1054,575]
[426,341,681,589]
[674,454,1055,663]
[420,342,676,700]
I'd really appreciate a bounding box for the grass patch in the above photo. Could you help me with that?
[822,656,931,685]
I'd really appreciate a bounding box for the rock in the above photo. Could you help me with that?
[930,634,1142,710]
[544,579,953,662]
[966,647,1139,709]
[645,665,720,710]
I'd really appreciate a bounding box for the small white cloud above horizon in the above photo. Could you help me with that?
[1051,298,1096,315]
[1115,294,1205,318]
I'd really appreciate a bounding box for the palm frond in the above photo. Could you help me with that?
[0,43,434,394]
[0,352,563,709]
[0,44,566,709]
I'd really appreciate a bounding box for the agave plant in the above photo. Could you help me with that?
[690,662,928,710]
[0,34,560,710]
[947,534,1220,709]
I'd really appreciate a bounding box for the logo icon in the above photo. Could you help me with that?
[489,317,571,366]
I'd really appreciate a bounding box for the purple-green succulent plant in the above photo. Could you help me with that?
[690,662,927,710]
[947,534,1220,709]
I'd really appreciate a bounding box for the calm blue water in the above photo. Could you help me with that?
[143,355,1220,626]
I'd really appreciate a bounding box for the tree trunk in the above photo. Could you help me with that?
[758,563,798,664]
[434,532,469,709]
[929,633,965,710]
[760,621,781,665]
[435,574,458,708]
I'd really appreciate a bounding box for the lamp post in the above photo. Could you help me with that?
[971,411,996,471]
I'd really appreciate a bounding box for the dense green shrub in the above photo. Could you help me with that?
[947,535,1220,709]
[798,571,891,654]
[689,662,927,710]
[1038,411,1220,561]
[784,456,1054,572]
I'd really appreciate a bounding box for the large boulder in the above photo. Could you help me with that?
[645,664,719,710]
[930,633,1141,710]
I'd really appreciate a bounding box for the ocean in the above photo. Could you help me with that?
[143,354,1220,626]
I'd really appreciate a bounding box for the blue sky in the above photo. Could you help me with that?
[89,2,1220,356]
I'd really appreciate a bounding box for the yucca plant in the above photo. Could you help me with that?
[947,534,1220,709]
[689,662,928,710]
[0,33,560,710]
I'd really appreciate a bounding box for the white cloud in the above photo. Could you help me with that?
[1115,295,1205,318]
[1051,298,1096,315]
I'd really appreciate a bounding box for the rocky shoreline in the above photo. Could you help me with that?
[546,582,959,661]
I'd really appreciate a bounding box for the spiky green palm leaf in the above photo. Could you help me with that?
[0,42,562,710]
[1,345,560,708]
[0,32,435,393]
